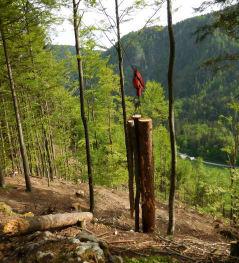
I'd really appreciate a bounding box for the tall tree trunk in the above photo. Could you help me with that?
[166,0,177,236]
[115,0,133,214]
[0,24,32,192]
[2,98,15,172]
[108,106,113,153]
[42,126,54,181]
[0,121,6,188]
[72,0,94,212]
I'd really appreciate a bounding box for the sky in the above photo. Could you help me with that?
[50,0,214,48]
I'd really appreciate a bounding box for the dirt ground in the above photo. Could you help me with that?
[0,176,234,262]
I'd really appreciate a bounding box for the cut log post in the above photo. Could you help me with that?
[127,120,135,219]
[3,212,93,236]
[132,114,141,232]
[138,118,155,233]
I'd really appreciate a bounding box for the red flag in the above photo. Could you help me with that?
[133,68,145,97]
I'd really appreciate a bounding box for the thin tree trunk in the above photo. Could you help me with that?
[127,120,135,219]
[73,0,94,212]
[0,23,32,192]
[45,102,57,178]
[40,105,54,181]
[0,121,6,188]
[133,115,141,232]
[115,0,133,213]
[42,127,54,181]
[0,165,5,188]
[108,106,113,150]
[167,0,177,236]
[2,98,15,171]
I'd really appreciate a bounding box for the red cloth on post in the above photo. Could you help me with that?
[133,68,145,97]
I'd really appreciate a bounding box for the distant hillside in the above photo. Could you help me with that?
[51,45,75,59]
[104,14,239,99]
[52,13,239,103]
[52,13,239,162]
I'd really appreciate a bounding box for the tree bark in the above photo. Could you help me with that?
[3,212,93,236]
[2,97,15,172]
[138,118,155,233]
[127,120,135,219]
[0,23,32,192]
[132,115,141,232]
[115,0,133,217]
[73,0,94,212]
[166,0,177,236]
[0,121,6,188]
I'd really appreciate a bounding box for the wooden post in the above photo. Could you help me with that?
[127,120,135,219]
[138,118,155,233]
[132,115,141,232]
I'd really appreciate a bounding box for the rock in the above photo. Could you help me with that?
[26,231,55,242]
[68,238,81,244]
[41,231,55,240]
[112,255,124,263]
[75,242,105,263]
[75,190,85,198]
[99,240,111,261]
[25,231,42,241]
[77,232,99,243]
[36,251,54,262]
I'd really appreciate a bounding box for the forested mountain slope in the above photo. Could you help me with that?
[105,14,239,100]
[104,13,239,163]
[53,12,239,163]
[53,13,239,108]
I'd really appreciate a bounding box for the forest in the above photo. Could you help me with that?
[1,0,239,262]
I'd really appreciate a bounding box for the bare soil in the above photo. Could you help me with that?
[0,176,233,262]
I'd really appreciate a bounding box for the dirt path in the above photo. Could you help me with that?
[0,176,232,262]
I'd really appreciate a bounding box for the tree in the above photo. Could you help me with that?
[166,0,177,236]
[197,0,239,65]
[72,0,94,212]
[0,5,32,191]
[219,102,239,221]
[114,0,134,216]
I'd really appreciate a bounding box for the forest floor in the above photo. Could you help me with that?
[0,176,236,262]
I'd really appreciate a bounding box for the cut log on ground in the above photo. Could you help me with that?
[3,212,93,236]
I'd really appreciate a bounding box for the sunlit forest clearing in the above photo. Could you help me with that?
[1,0,239,262]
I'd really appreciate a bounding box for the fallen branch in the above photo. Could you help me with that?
[3,212,93,236]
[110,240,136,244]
[97,231,111,238]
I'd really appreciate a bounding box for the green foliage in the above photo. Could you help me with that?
[177,158,231,216]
